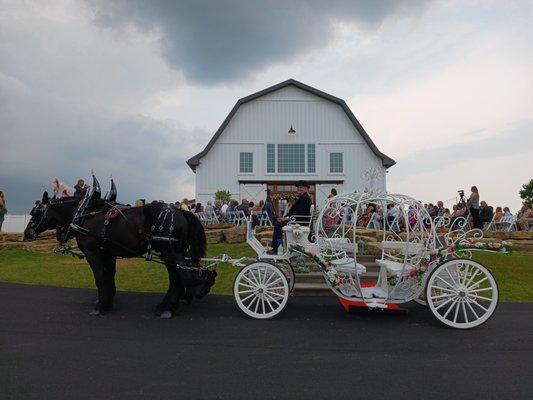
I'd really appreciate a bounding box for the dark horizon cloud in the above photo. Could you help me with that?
[88,0,432,84]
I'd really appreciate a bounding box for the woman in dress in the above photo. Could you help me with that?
[466,186,482,229]
[0,191,7,232]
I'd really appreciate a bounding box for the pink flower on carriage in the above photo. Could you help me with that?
[490,242,502,250]
[409,268,418,278]
[446,245,455,253]
[306,246,317,256]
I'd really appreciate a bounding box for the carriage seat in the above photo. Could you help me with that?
[282,224,311,247]
[375,259,415,277]
[330,257,366,274]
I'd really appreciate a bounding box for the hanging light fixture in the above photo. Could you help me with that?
[288,125,296,134]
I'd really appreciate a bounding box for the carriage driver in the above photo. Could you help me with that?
[268,180,313,254]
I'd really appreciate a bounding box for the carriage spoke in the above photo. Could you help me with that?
[445,267,460,287]
[461,301,469,323]
[452,299,461,323]
[465,298,480,319]
[253,296,260,313]
[469,287,493,293]
[442,299,458,319]
[238,289,254,295]
[464,269,480,288]
[430,293,454,300]
[264,292,281,306]
[434,297,454,311]
[467,294,493,302]
[431,285,456,293]
[461,264,470,285]
[266,278,283,288]
[261,297,266,314]
[467,276,488,290]
[469,299,489,312]
[238,282,256,290]
[241,274,257,287]
[246,295,258,310]
[240,292,255,303]
[435,275,454,288]
[264,297,274,312]
[263,269,276,286]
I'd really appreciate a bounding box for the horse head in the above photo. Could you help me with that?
[23,192,82,241]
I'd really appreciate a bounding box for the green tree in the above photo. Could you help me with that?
[214,189,231,202]
[519,179,533,204]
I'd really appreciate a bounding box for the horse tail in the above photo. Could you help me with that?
[182,210,206,265]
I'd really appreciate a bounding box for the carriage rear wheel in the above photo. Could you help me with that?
[425,259,498,329]
[233,262,289,319]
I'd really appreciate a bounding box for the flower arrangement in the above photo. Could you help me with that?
[454,237,512,254]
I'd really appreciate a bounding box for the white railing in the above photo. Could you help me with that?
[1,214,32,233]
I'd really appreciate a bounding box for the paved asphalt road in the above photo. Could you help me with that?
[1,283,532,400]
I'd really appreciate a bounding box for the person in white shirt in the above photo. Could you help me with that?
[220,200,229,216]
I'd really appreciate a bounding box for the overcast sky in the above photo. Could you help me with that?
[1,0,532,214]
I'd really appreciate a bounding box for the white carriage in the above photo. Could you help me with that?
[230,192,506,329]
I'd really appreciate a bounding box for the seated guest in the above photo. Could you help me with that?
[479,201,494,225]
[436,201,446,217]
[503,207,512,218]
[220,200,230,215]
[180,198,190,211]
[194,203,204,213]
[518,203,533,231]
[357,204,376,227]
[427,203,437,218]
[493,206,503,223]
[237,199,250,216]
[269,181,312,254]
[263,193,277,225]
[252,200,264,212]
[327,188,338,199]
[205,201,214,213]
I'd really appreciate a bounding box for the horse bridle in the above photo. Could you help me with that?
[28,197,80,240]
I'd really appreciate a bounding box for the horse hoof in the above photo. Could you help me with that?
[159,311,173,319]
[90,309,101,316]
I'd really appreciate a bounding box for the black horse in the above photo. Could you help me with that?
[24,190,216,318]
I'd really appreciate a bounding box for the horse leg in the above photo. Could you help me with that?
[158,264,185,319]
[85,251,107,315]
[100,256,117,311]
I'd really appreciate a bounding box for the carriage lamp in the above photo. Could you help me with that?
[288,125,296,134]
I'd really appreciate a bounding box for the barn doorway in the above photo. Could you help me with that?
[266,182,316,216]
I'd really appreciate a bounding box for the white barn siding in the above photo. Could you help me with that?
[192,82,390,209]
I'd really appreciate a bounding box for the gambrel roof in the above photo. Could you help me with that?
[186,79,395,171]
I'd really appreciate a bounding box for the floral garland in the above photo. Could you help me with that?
[291,236,512,289]
[289,244,341,288]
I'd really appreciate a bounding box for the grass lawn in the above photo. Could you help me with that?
[0,246,531,301]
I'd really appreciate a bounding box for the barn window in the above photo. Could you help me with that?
[239,152,253,173]
[278,144,305,173]
[267,144,275,173]
[307,144,315,173]
[329,152,343,173]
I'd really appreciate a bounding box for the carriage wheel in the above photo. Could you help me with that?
[233,261,289,319]
[425,259,498,329]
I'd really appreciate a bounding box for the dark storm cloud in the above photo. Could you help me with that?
[0,74,204,213]
[88,0,432,84]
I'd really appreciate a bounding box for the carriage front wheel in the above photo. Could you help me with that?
[425,259,498,329]
[233,261,289,319]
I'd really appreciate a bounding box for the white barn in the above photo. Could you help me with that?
[187,79,395,214]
